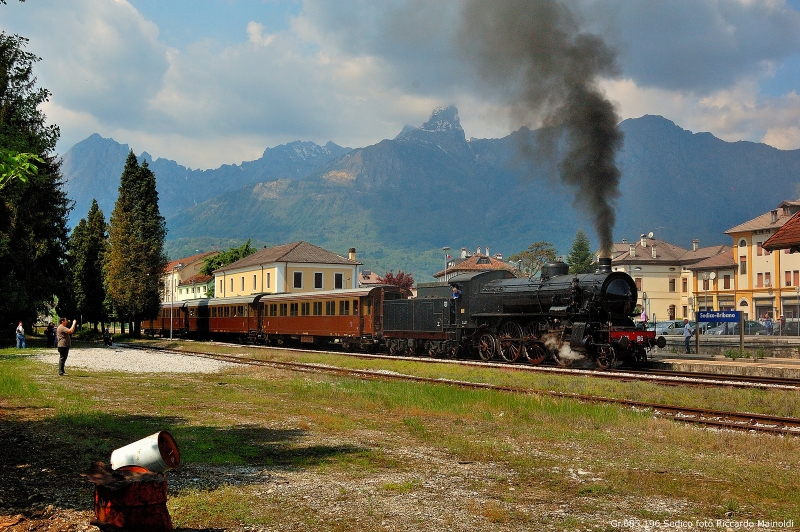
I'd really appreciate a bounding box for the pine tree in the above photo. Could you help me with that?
[566,229,595,274]
[105,152,167,336]
[0,32,71,330]
[69,199,108,330]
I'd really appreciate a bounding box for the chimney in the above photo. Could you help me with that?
[651,244,657,259]
[629,244,636,258]
[485,246,489,256]
[621,238,627,244]
[348,248,356,261]
[771,209,778,224]
[640,234,647,247]
[692,239,699,252]
[461,247,467,259]
[476,246,480,255]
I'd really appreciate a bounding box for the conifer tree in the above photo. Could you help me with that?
[105,151,167,335]
[0,31,71,329]
[69,199,108,330]
[566,229,596,274]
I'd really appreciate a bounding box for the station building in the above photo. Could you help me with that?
[161,251,219,304]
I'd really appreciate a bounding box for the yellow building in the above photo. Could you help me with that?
[725,199,800,322]
[161,251,219,303]
[212,241,361,298]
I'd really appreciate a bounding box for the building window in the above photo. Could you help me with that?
[241,277,245,291]
[315,272,323,289]
[757,273,763,287]
[219,279,223,294]
[765,272,771,287]
[253,274,257,291]
[702,279,709,291]
[757,242,762,256]
[326,301,336,315]
[634,277,642,291]
[335,273,344,290]
[230,278,234,292]
[795,271,799,286]
[739,256,747,274]
[739,239,747,247]
[787,271,792,287]
[267,272,271,289]
[669,279,676,292]
[293,272,303,289]
[313,301,323,315]
[682,278,687,292]
[723,275,730,289]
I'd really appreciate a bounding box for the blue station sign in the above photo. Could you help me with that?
[697,310,741,323]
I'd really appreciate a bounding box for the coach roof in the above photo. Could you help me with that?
[213,241,360,274]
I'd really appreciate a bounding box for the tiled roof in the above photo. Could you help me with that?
[164,251,218,273]
[610,237,731,266]
[179,274,213,286]
[685,246,735,270]
[433,254,517,278]
[214,241,360,273]
[763,211,800,252]
[724,199,800,234]
[358,270,383,286]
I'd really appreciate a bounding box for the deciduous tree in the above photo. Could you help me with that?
[378,270,414,290]
[509,241,557,277]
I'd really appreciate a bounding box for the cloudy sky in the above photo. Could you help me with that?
[4,0,800,169]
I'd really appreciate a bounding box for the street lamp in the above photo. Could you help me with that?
[442,247,450,282]
[170,263,183,339]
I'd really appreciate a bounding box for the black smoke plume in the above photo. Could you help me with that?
[457,0,622,255]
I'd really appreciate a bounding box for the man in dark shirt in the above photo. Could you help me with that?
[57,317,77,376]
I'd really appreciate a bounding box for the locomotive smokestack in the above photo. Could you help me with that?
[457,0,622,256]
[598,257,612,273]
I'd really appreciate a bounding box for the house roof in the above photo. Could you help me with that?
[433,254,518,278]
[763,210,800,252]
[214,241,360,273]
[164,251,218,273]
[179,274,213,286]
[358,270,383,286]
[610,236,731,267]
[724,199,800,234]
[685,246,736,271]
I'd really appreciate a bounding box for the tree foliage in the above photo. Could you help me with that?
[509,241,558,277]
[378,270,415,289]
[566,229,596,274]
[200,239,255,276]
[0,31,71,330]
[105,151,167,334]
[69,199,108,328]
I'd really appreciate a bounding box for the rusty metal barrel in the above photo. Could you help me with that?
[84,462,173,531]
[110,431,181,472]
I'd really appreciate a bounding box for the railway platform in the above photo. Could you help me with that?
[649,342,800,379]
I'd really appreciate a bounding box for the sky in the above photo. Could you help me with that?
[4,0,800,170]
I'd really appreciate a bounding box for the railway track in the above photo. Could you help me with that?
[128,343,800,437]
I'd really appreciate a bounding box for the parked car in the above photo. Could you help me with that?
[647,321,675,335]
[706,321,767,335]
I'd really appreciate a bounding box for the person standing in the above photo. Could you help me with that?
[683,318,693,354]
[763,313,773,335]
[15,321,25,349]
[57,317,77,376]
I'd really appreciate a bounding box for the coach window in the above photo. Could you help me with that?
[294,272,303,289]
[352,300,359,315]
[326,301,335,315]
[279,304,288,316]
[315,272,323,289]
[211,307,216,317]
[335,273,343,290]
[313,301,322,315]
[301,302,310,316]
[238,305,245,317]
[339,300,350,315]
[363,299,372,316]
[290,302,299,316]
[224,306,230,318]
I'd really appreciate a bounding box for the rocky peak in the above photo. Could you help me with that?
[420,105,462,133]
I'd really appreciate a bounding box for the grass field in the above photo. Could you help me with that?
[1,341,799,531]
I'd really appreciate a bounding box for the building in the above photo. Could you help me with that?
[609,234,732,322]
[433,246,520,281]
[212,241,361,298]
[177,273,214,301]
[729,199,800,322]
[161,251,219,304]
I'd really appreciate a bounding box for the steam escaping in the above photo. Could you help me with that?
[457,0,623,255]
[543,334,585,362]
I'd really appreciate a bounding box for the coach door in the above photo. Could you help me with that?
[360,295,374,336]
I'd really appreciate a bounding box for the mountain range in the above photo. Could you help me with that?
[61,107,800,280]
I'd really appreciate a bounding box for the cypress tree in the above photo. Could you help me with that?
[105,152,167,336]
[69,199,108,330]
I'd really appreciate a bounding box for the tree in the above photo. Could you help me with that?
[566,229,595,274]
[199,240,256,297]
[0,31,71,331]
[105,151,167,336]
[509,241,558,277]
[378,270,414,290]
[69,199,108,330]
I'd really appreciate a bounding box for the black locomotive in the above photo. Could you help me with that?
[383,259,665,368]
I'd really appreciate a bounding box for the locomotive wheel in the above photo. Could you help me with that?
[595,348,616,370]
[525,343,547,365]
[498,322,523,363]
[553,351,573,367]
[448,344,461,359]
[477,333,496,361]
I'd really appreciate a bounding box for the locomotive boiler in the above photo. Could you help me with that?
[383,259,665,368]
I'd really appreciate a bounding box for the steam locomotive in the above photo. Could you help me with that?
[383,259,664,368]
[146,258,664,369]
